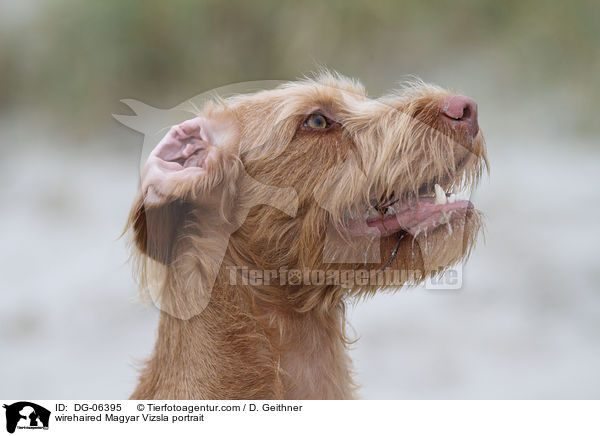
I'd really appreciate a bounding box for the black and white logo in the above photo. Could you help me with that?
[3,402,50,434]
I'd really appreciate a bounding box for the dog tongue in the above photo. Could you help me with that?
[349,198,473,237]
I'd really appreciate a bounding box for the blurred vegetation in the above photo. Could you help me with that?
[1,0,598,135]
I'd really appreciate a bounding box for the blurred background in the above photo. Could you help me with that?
[1,0,598,399]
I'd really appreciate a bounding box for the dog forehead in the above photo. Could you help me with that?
[225,76,368,119]
[277,73,366,99]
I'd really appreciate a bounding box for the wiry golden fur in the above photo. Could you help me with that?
[125,72,488,399]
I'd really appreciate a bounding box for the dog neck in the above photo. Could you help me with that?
[131,282,357,400]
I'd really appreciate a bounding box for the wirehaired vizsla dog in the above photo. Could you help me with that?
[125,72,487,399]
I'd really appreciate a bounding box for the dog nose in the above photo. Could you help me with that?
[440,95,479,136]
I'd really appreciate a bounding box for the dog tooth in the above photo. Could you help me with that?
[384,205,396,216]
[434,184,447,205]
[365,206,382,220]
[448,194,457,203]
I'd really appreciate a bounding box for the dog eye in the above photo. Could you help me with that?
[304,113,330,129]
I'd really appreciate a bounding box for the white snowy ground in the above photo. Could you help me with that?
[1,124,599,399]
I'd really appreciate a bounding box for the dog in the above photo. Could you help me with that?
[125,72,487,399]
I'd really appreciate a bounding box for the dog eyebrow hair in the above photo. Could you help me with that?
[303,102,340,122]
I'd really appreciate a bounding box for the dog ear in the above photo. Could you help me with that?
[127,113,299,319]
[127,115,240,265]
[128,194,190,264]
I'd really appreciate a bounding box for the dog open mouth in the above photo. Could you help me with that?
[348,184,474,237]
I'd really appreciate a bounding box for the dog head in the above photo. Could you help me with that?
[126,72,487,317]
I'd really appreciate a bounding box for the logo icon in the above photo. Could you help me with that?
[3,402,50,434]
